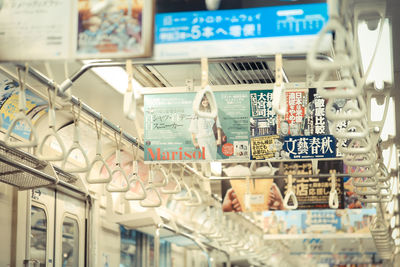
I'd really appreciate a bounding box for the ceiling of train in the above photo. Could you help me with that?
[1,0,400,266]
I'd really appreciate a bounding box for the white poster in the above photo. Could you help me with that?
[0,0,75,61]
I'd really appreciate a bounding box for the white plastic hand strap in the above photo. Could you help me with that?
[106,132,129,192]
[37,87,66,161]
[150,164,168,187]
[329,170,339,209]
[283,174,298,210]
[62,104,90,173]
[192,86,218,119]
[352,175,378,187]
[249,161,276,176]
[185,187,202,206]
[343,151,376,167]
[125,175,147,200]
[307,18,357,71]
[123,59,136,120]
[161,165,182,194]
[272,54,286,117]
[139,185,162,207]
[173,179,192,201]
[326,97,367,122]
[339,135,372,154]
[86,118,112,184]
[5,65,39,148]
[317,70,361,99]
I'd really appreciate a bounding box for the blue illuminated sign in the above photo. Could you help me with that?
[155,3,328,44]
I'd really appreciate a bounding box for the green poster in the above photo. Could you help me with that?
[144,91,250,162]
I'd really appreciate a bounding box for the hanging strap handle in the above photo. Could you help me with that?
[161,164,182,194]
[125,175,147,200]
[185,182,202,206]
[139,165,162,207]
[173,167,192,201]
[86,116,112,184]
[328,170,339,209]
[125,142,146,199]
[272,54,286,117]
[37,86,66,161]
[5,64,39,148]
[124,59,136,120]
[283,174,298,210]
[62,102,90,173]
[106,130,129,192]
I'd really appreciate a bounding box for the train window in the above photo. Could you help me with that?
[30,206,47,267]
[120,225,137,267]
[62,217,79,267]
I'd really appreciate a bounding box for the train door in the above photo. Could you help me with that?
[54,191,86,267]
[29,188,55,267]
[28,187,86,267]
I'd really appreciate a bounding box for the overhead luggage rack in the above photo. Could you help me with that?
[0,140,57,190]
[53,166,88,197]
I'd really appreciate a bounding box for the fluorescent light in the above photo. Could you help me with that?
[358,19,393,89]
[82,60,142,97]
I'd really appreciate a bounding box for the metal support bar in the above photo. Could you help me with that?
[14,64,143,150]
[210,172,351,180]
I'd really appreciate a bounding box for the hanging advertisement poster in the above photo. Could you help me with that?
[279,89,308,135]
[303,88,330,136]
[0,0,73,60]
[263,208,376,235]
[220,160,345,212]
[0,71,47,140]
[154,0,331,59]
[77,0,154,59]
[250,90,276,137]
[144,91,250,162]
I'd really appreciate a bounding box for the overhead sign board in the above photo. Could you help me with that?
[154,1,330,59]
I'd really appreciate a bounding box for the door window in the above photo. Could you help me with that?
[30,206,47,267]
[61,217,79,267]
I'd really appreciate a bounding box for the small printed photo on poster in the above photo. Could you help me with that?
[234,141,249,157]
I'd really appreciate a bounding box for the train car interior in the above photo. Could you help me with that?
[0,0,400,266]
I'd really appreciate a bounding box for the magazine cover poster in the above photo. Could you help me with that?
[144,91,250,162]
[249,90,276,137]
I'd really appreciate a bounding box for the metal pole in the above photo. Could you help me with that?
[14,64,142,149]
[154,227,160,267]
[210,172,351,180]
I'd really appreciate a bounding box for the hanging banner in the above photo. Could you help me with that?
[154,1,331,59]
[220,160,345,212]
[144,88,341,162]
[0,0,74,60]
[144,91,250,162]
[76,0,154,59]
[263,208,376,234]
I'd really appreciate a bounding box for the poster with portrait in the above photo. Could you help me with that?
[76,0,154,58]
[144,91,250,162]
